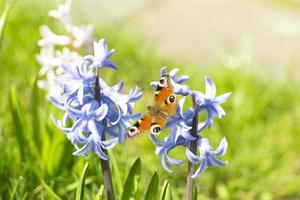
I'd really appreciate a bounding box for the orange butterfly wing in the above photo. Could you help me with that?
[155,86,176,114]
[127,74,176,138]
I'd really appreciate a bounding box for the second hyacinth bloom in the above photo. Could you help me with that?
[150,69,231,178]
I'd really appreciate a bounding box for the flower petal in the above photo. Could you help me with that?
[214,92,232,104]
[112,80,124,92]
[170,79,191,96]
[95,103,108,121]
[161,155,173,173]
[160,66,168,76]
[149,134,165,147]
[205,76,216,98]
[214,105,226,118]
[186,149,201,164]
[101,137,118,150]
[101,60,117,70]
[150,81,158,89]
[175,75,189,83]
[77,86,84,105]
[73,142,91,156]
[197,122,207,133]
[165,154,183,166]
[87,120,99,136]
[169,68,179,77]
[208,156,227,167]
[176,97,186,118]
[192,160,208,178]
[212,137,228,156]
[182,108,195,120]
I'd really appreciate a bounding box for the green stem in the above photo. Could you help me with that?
[185,93,199,200]
[95,70,116,200]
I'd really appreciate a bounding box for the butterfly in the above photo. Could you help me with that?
[127,73,177,138]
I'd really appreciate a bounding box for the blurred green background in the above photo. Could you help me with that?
[1,0,300,199]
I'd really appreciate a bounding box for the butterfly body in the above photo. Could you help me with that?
[127,74,177,138]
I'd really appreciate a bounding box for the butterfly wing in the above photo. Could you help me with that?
[127,114,152,138]
[127,73,177,138]
[154,75,177,115]
[126,113,169,138]
[145,74,177,134]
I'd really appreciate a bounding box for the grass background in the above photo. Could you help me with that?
[1,0,300,199]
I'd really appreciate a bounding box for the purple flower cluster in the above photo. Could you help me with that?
[150,67,231,178]
[51,40,142,160]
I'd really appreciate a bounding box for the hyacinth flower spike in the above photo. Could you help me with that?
[51,39,142,158]
[147,71,231,199]
[50,38,142,200]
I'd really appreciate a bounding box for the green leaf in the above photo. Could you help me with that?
[9,86,27,161]
[0,3,11,49]
[46,127,73,176]
[41,179,62,200]
[66,178,93,192]
[160,180,172,200]
[76,163,89,200]
[94,185,104,200]
[192,187,198,200]
[145,171,159,200]
[159,180,168,200]
[31,78,41,154]
[121,158,141,200]
[109,151,123,195]
[9,178,19,199]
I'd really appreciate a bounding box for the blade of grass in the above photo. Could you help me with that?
[0,3,11,49]
[66,178,93,192]
[9,178,19,200]
[75,163,89,200]
[160,180,168,200]
[41,179,62,200]
[160,180,172,200]
[109,151,123,195]
[120,158,141,200]
[9,86,27,161]
[94,185,104,200]
[145,171,159,200]
[31,78,41,154]
[164,184,172,200]
[192,187,197,200]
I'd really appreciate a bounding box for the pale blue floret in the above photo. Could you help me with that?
[186,137,228,178]
[193,76,231,128]
[86,39,117,70]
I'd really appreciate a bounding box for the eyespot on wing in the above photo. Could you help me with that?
[150,123,162,135]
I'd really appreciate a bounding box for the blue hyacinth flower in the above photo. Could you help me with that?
[50,38,142,159]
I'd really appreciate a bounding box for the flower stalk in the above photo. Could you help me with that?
[185,93,199,200]
[94,69,115,200]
